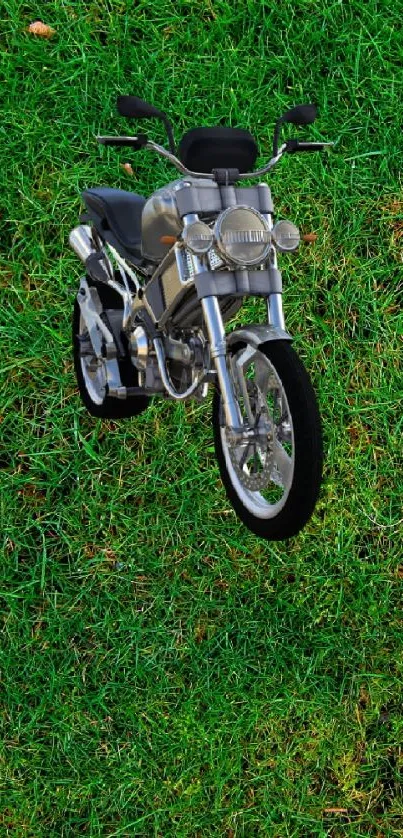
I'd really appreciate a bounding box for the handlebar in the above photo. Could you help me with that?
[96,135,333,180]
[97,134,148,149]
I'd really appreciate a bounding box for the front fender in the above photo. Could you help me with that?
[227,324,292,350]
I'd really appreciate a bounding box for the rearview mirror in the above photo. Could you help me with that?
[116,95,176,154]
[280,104,317,126]
[272,103,318,156]
[117,95,163,120]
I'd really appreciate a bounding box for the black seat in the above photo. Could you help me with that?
[82,187,146,255]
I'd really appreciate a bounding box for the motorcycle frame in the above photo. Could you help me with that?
[77,207,291,425]
[74,145,310,422]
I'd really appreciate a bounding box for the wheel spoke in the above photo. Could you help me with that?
[271,438,293,488]
[254,354,271,396]
[251,443,258,474]
[236,345,256,373]
[233,346,257,424]
[79,314,107,405]
[239,440,252,470]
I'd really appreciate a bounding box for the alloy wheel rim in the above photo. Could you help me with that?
[78,314,107,406]
[220,345,295,519]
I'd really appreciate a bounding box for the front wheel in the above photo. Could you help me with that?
[212,339,323,540]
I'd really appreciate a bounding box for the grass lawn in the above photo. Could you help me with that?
[1,0,402,835]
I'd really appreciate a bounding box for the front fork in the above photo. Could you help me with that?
[201,296,241,428]
[186,207,285,429]
[201,292,285,430]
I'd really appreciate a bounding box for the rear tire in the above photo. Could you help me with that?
[72,278,150,419]
[213,340,323,540]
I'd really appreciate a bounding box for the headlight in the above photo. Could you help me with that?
[271,220,300,252]
[214,206,271,267]
[182,220,214,255]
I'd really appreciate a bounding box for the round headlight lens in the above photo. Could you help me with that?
[214,206,271,266]
[182,221,214,255]
[272,220,300,252]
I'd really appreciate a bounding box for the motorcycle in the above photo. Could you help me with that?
[69,96,331,540]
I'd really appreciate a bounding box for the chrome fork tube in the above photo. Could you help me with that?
[268,293,285,330]
[262,205,286,331]
[201,296,241,429]
[182,213,240,428]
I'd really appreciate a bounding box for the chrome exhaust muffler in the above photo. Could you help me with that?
[69,225,96,263]
[69,225,113,286]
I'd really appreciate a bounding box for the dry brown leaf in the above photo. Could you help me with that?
[194,623,207,643]
[28,21,56,38]
[302,232,318,243]
[214,577,229,590]
[32,621,45,637]
[121,162,135,176]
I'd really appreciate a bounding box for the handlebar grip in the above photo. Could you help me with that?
[96,133,148,149]
[286,139,326,153]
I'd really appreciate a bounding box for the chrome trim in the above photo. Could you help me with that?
[175,243,198,285]
[153,337,207,400]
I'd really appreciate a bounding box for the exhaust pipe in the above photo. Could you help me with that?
[69,225,96,263]
[69,225,113,285]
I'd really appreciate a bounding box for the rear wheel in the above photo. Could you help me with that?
[213,339,323,540]
[72,279,150,419]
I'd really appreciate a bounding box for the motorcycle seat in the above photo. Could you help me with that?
[82,187,146,255]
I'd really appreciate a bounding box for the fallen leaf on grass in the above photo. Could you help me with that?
[214,577,229,590]
[302,232,318,243]
[28,21,56,38]
[194,623,208,643]
[121,162,135,176]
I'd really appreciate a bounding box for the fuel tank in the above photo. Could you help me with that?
[141,179,185,263]
[141,177,224,262]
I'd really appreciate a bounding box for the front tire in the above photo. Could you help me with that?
[213,339,323,540]
[72,279,150,419]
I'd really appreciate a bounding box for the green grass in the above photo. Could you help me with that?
[1,0,403,834]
